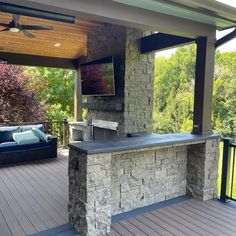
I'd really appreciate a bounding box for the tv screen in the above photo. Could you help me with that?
[80,56,115,96]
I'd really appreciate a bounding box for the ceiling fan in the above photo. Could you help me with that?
[0,14,54,38]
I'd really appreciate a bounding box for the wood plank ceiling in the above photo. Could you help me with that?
[0,12,104,59]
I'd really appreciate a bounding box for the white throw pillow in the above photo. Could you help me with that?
[32,128,48,142]
[13,130,40,145]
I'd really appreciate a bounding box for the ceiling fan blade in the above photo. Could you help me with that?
[13,14,20,25]
[0,23,9,28]
[21,30,35,38]
[0,28,9,32]
[20,25,54,30]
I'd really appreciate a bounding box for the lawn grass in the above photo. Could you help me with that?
[217,142,236,199]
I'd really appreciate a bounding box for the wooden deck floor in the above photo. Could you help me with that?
[110,198,236,236]
[0,149,69,236]
[1,150,236,236]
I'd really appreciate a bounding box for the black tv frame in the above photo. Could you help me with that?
[80,56,115,97]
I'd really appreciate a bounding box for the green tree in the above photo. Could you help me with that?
[24,67,75,121]
[153,45,196,134]
[213,51,236,136]
[153,45,236,137]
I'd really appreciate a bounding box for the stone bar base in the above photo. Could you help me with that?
[187,139,219,200]
[69,151,112,236]
[68,133,219,236]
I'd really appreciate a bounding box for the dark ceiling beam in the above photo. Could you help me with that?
[0,2,75,23]
[0,52,77,69]
[140,32,195,54]
[215,28,236,48]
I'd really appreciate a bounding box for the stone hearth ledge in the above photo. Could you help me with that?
[68,132,219,154]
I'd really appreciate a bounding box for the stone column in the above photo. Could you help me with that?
[83,24,155,139]
[186,138,219,200]
[69,149,112,236]
[124,28,155,134]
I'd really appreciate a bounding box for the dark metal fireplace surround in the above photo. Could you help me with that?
[91,119,119,141]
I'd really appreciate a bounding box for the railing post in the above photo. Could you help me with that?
[63,118,68,148]
[3,120,10,126]
[220,137,232,202]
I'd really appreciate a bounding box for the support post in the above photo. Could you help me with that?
[63,118,68,148]
[192,36,215,134]
[220,137,232,202]
[74,70,83,121]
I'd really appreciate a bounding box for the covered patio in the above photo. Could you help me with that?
[1,0,236,236]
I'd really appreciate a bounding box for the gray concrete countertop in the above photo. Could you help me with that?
[68,132,219,155]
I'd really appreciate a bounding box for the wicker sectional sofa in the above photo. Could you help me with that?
[0,124,57,165]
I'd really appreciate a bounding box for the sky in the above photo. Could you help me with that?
[156,0,236,57]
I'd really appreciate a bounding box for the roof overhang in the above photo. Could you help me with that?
[3,0,217,38]
[113,0,236,30]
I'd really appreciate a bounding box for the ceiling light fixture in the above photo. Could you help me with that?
[9,27,20,33]
[0,59,8,64]
[54,43,61,47]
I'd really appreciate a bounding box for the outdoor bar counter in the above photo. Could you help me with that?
[68,133,220,236]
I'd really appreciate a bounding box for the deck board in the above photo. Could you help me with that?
[1,149,236,236]
[22,164,68,203]
[177,201,236,235]
[7,166,66,225]
[0,191,26,236]
[0,150,69,236]
[144,212,185,236]
[205,199,236,216]
[160,207,214,236]
[2,166,58,229]
[118,220,147,236]
[0,177,37,235]
[148,211,198,236]
[0,210,12,236]
[12,165,67,213]
[0,168,48,232]
[109,199,236,236]
[184,199,236,227]
[127,217,160,236]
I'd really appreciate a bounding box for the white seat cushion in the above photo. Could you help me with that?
[13,130,40,145]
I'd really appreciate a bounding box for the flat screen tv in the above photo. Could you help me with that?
[80,56,115,96]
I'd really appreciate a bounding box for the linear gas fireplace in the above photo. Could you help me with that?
[91,119,119,141]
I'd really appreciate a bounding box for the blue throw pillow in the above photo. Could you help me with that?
[0,126,21,143]
[32,128,48,142]
[21,124,44,133]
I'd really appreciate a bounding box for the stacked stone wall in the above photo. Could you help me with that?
[187,139,220,200]
[84,24,126,139]
[69,138,219,235]
[83,25,155,139]
[111,146,187,215]
[124,28,155,134]
[69,149,112,236]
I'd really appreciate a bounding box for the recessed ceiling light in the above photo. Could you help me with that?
[54,43,61,47]
[9,27,20,33]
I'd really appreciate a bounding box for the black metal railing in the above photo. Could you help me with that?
[220,137,236,202]
[0,119,69,148]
